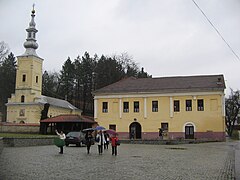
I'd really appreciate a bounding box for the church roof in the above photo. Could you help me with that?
[93,74,225,95]
[37,95,81,111]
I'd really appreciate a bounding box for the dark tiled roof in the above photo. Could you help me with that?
[40,114,96,123]
[93,74,225,95]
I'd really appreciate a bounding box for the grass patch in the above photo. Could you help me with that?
[0,133,56,138]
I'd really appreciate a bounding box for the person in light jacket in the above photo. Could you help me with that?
[96,130,106,155]
[55,130,66,154]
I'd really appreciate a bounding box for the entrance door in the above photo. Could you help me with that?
[185,125,194,139]
[129,122,142,139]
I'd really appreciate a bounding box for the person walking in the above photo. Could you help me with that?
[85,131,93,154]
[159,128,163,140]
[96,130,105,155]
[110,134,119,156]
[55,130,66,154]
[104,132,110,150]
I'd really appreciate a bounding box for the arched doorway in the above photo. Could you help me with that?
[185,123,194,139]
[129,122,142,139]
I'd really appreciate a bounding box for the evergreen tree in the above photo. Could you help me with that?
[0,52,16,121]
[73,56,83,109]
[40,52,151,116]
[80,52,96,114]
[95,55,124,89]
[58,57,75,101]
[42,70,60,98]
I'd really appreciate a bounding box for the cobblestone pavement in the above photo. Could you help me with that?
[235,141,240,180]
[0,142,236,180]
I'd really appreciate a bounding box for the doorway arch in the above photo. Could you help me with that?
[129,122,142,139]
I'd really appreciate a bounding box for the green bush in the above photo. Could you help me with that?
[231,130,239,140]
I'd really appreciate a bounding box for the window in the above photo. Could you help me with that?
[102,102,108,113]
[197,99,204,111]
[109,124,116,131]
[134,101,139,112]
[161,123,168,131]
[152,101,158,112]
[123,102,129,113]
[21,95,25,103]
[174,100,180,112]
[36,76,38,83]
[186,100,192,111]
[28,32,31,38]
[22,74,26,82]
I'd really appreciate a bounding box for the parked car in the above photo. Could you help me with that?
[65,131,86,147]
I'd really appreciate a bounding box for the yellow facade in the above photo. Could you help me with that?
[6,54,81,124]
[15,56,43,97]
[94,91,225,141]
[7,103,80,124]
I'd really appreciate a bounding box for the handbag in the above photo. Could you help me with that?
[116,140,120,146]
[95,136,99,142]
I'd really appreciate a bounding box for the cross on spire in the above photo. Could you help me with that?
[22,5,39,57]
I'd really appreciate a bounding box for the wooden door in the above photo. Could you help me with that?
[185,126,194,139]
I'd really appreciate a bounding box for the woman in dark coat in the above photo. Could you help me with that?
[85,131,93,154]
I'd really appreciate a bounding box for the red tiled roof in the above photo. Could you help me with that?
[40,114,96,123]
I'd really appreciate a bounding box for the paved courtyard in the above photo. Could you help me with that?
[0,141,237,180]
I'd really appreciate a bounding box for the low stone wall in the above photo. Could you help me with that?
[3,137,54,147]
[120,139,221,145]
[0,123,39,133]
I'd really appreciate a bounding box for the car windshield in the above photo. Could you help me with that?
[67,132,80,137]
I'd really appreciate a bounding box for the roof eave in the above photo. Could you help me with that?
[94,87,225,96]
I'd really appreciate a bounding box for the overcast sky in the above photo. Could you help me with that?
[1,0,240,95]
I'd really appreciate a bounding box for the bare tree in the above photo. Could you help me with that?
[0,41,9,63]
[225,89,240,137]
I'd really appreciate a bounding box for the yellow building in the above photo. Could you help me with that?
[6,8,81,124]
[93,75,226,141]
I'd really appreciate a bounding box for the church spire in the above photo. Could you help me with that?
[22,4,39,57]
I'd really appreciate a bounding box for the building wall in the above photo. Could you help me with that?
[7,104,41,123]
[94,92,225,141]
[48,106,81,118]
[0,123,39,133]
[6,104,81,124]
[15,56,43,98]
